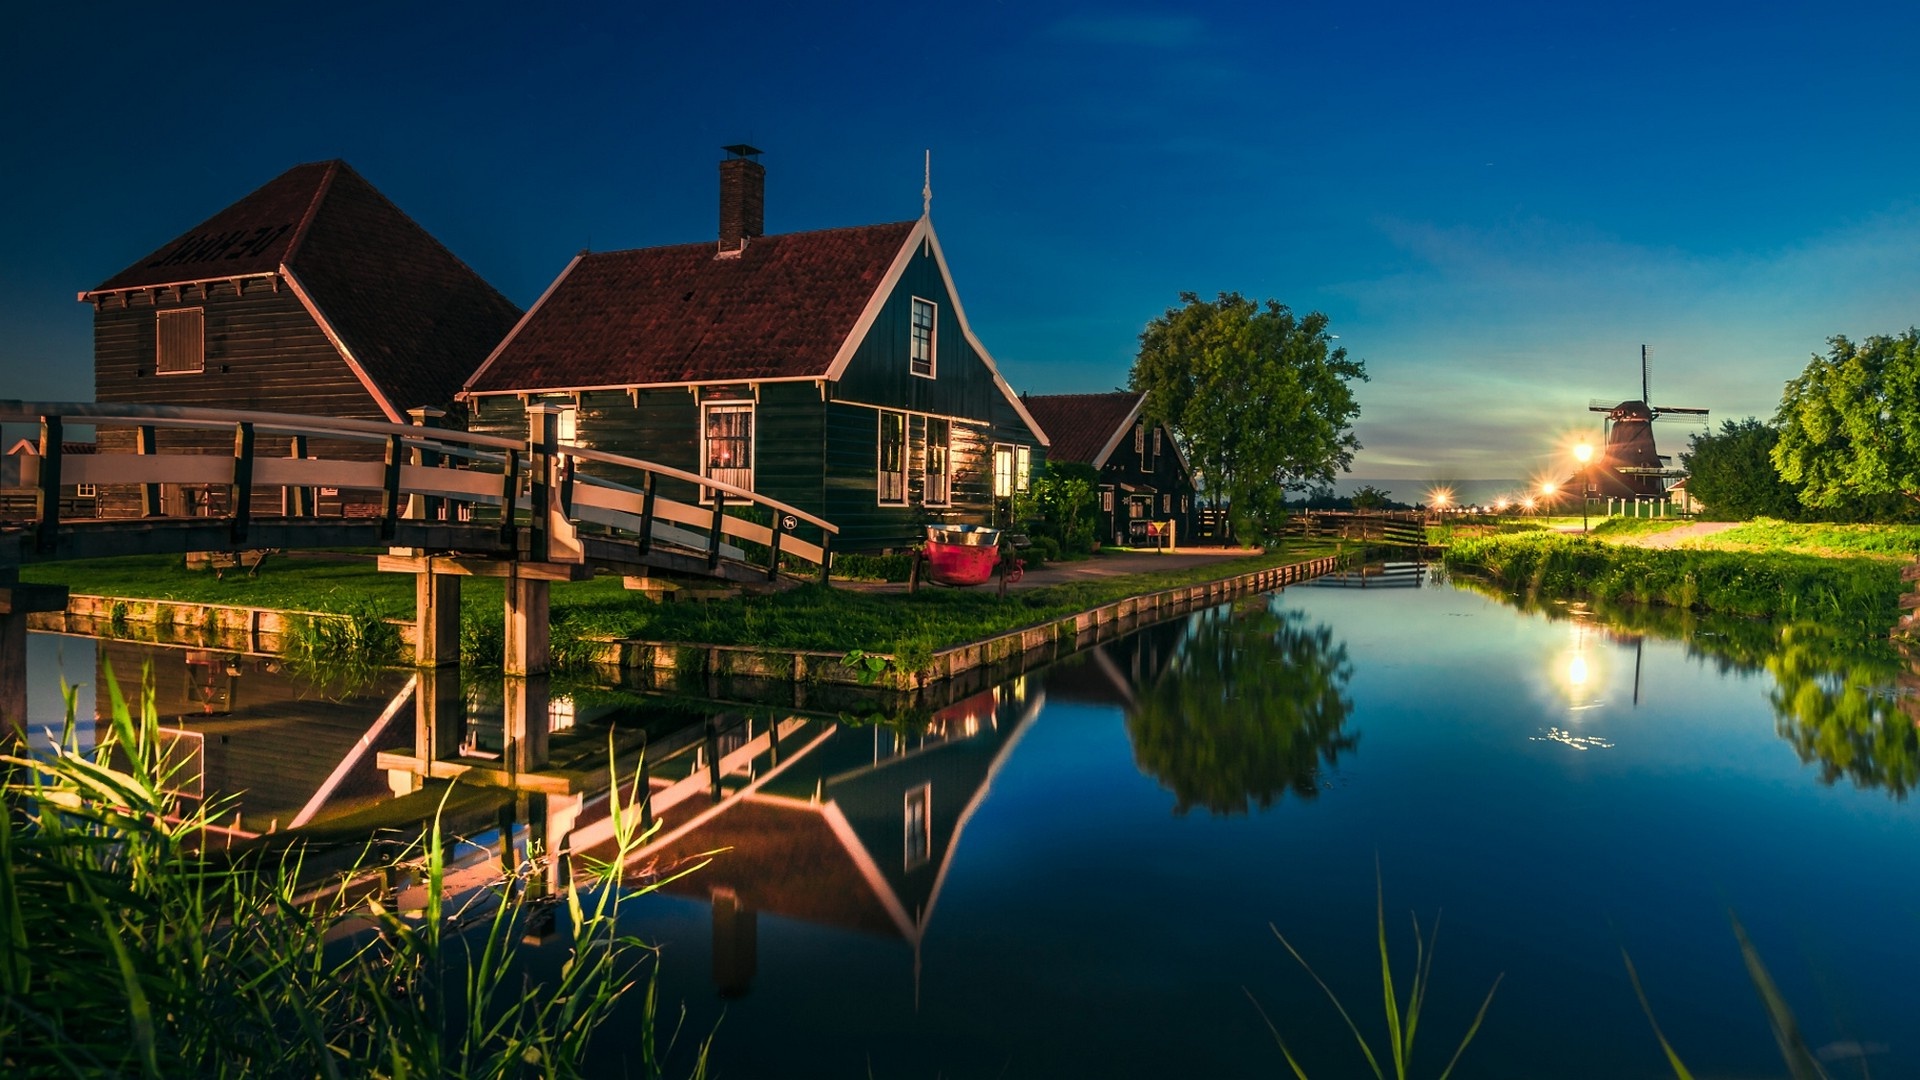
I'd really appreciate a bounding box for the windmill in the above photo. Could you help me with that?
[1582,345,1709,500]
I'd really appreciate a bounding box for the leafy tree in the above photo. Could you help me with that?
[1766,626,1918,799]
[1131,292,1366,539]
[1126,603,1357,815]
[1773,330,1920,511]
[1679,418,1801,521]
[1015,461,1100,554]
[1349,484,1393,511]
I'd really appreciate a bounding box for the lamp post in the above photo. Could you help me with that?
[1573,442,1593,533]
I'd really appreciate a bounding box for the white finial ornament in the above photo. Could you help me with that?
[923,150,932,217]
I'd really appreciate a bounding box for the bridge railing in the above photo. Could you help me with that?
[0,401,837,582]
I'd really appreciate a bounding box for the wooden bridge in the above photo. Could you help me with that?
[0,399,841,732]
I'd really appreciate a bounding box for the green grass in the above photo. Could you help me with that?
[0,664,707,1077]
[1442,532,1901,641]
[23,543,1346,671]
[1703,519,1920,560]
[1587,517,1694,539]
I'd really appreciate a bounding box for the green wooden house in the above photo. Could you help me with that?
[459,147,1048,552]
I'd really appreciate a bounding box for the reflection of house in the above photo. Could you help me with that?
[1020,392,1197,547]
[4,438,96,519]
[94,640,413,825]
[642,684,1040,994]
[81,160,522,518]
[459,147,1049,551]
[1041,616,1188,710]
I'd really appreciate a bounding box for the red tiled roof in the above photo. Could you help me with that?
[1021,392,1143,466]
[87,161,523,414]
[463,221,918,394]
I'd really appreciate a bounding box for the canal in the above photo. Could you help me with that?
[21,573,1920,1077]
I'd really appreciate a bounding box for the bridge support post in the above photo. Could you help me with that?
[416,569,461,668]
[501,675,551,774]
[413,666,465,769]
[0,611,25,745]
[504,570,550,677]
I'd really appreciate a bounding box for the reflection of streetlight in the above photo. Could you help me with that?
[1573,442,1593,533]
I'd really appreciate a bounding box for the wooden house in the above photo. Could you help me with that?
[458,147,1048,552]
[80,160,523,518]
[1020,391,1197,547]
[3,438,96,520]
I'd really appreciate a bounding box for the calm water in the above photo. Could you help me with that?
[24,577,1920,1077]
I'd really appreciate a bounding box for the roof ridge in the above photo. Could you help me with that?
[584,218,919,260]
[279,160,340,266]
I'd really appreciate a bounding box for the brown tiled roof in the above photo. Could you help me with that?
[463,221,918,394]
[1021,392,1143,466]
[88,161,523,414]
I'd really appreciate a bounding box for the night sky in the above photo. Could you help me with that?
[5,1,1917,485]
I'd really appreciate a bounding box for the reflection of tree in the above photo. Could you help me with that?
[1456,577,1920,800]
[1767,626,1917,799]
[1127,604,1356,815]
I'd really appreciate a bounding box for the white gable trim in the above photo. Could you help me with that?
[458,252,585,399]
[1089,394,1146,469]
[280,263,403,423]
[823,217,1050,447]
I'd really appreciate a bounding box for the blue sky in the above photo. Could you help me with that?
[4,1,1917,481]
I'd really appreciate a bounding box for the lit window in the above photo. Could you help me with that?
[924,417,950,506]
[993,445,1014,499]
[910,298,936,378]
[156,308,205,374]
[703,404,754,496]
[878,410,908,504]
[76,483,97,498]
[556,407,578,446]
[1015,446,1031,491]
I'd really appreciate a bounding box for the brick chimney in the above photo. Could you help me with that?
[718,144,765,252]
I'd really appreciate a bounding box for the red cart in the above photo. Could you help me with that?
[912,525,1023,594]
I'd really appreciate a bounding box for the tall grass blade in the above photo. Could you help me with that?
[1435,973,1503,1080]
[1270,924,1386,1079]
[1244,986,1314,1080]
[1729,913,1830,1080]
[1623,948,1699,1079]
[1377,869,1405,1078]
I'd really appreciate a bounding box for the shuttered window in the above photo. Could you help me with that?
[878,410,908,504]
[156,308,205,374]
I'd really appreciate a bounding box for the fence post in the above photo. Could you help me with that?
[287,434,310,517]
[229,421,254,545]
[137,424,161,517]
[379,434,404,542]
[707,487,725,570]
[34,415,61,553]
[637,471,656,554]
[768,514,785,581]
[407,407,446,523]
[525,404,562,563]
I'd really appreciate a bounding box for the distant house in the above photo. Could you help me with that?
[3,438,96,520]
[458,147,1048,552]
[1020,391,1197,547]
[80,160,522,518]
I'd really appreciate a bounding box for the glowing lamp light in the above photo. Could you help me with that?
[1541,481,1558,496]
[1574,442,1593,464]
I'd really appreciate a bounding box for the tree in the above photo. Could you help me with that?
[1773,330,1920,511]
[1349,484,1394,511]
[1679,418,1801,521]
[1131,292,1366,539]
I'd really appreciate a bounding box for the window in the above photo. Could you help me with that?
[924,417,951,506]
[992,445,1014,499]
[1153,428,1162,459]
[909,297,936,378]
[878,410,908,504]
[1101,488,1114,512]
[555,406,578,446]
[1015,446,1031,492]
[75,483,97,498]
[702,404,754,496]
[904,784,931,870]
[1134,423,1145,463]
[156,308,205,374]
[1162,494,1171,513]
[1181,495,1189,513]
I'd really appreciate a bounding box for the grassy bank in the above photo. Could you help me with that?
[24,543,1344,671]
[1441,531,1901,640]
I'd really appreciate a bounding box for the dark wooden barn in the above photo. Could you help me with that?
[1020,391,1197,547]
[458,147,1049,552]
[81,160,523,518]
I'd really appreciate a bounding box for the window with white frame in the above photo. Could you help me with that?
[1015,445,1031,492]
[1134,423,1145,463]
[1101,488,1114,512]
[993,444,1014,499]
[909,298,936,377]
[878,410,908,504]
[904,784,931,870]
[702,403,754,496]
[924,417,951,506]
[1153,428,1162,460]
[1162,494,1171,513]
[556,406,578,446]
[75,483,97,498]
[156,308,205,374]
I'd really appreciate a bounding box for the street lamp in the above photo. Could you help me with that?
[1573,442,1593,533]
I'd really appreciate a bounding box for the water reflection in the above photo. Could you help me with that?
[1113,600,1357,815]
[1457,578,1920,800]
